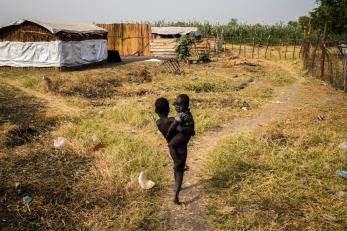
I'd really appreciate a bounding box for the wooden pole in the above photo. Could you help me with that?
[303,18,312,65]
[278,39,282,60]
[344,58,347,92]
[238,35,242,56]
[265,35,271,59]
[252,37,255,59]
[310,32,322,72]
[284,42,288,59]
[292,39,296,59]
[320,23,327,79]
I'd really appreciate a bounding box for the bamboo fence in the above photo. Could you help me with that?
[96,23,151,56]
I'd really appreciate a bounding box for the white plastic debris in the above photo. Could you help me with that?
[242,107,248,111]
[339,142,347,151]
[131,128,137,134]
[336,191,347,199]
[53,137,65,149]
[91,134,101,145]
[145,58,162,62]
[317,115,326,121]
[272,100,284,104]
[138,172,155,190]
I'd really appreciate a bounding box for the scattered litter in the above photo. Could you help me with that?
[22,195,33,204]
[339,142,347,151]
[131,128,137,134]
[91,134,103,151]
[228,56,239,60]
[53,137,65,149]
[42,75,50,81]
[272,100,284,104]
[91,134,101,144]
[145,58,162,62]
[323,162,330,170]
[336,191,347,199]
[242,107,248,111]
[317,115,325,121]
[192,141,201,145]
[15,182,20,189]
[138,172,155,190]
[336,169,347,178]
[323,214,337,222]
[15,182,21,195]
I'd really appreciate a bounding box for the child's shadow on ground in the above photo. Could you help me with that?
[180,178,211,205]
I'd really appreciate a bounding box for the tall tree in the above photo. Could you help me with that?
[310,0,347,34]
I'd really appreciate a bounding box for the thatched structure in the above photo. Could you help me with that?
[0,19,108,67]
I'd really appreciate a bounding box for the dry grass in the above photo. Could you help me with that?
[0,58,301,230]
[204,95,347,230]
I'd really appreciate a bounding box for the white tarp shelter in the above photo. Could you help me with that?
[0,19,108,67]
[151,27,201,37]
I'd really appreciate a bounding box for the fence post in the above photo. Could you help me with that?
[310,32,322,72]
[278,39,282,60]
[292,39,296,59]
[265,35,271,59]
[320,23,327,79]
[284,42,288,59]
[239,35,242,56]
[344,58,347,92]
[252,37,255,59]
[303,18,312,67]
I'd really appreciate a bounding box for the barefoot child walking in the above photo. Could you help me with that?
[154,95,195,205]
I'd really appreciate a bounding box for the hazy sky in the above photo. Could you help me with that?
[1,0,317,25]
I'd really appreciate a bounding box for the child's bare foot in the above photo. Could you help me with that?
[173,197,181,205]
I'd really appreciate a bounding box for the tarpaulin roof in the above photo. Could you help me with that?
[152,27,201,36]
[0,19,107,34]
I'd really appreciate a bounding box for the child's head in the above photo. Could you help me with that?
[173,94,189,112]
[155,97,170,116]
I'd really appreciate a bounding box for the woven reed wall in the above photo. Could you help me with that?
[96,23,151,56]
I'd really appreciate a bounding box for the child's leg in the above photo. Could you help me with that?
[168,133,188,150]
[168,134,190,204]
[173,145,187,204]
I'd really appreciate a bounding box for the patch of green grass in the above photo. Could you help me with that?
[270,68,296,86]
[22,78,38,89]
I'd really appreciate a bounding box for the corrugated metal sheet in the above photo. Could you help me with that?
[0,19,107,34]
[152,27,201,36]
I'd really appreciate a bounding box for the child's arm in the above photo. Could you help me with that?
[177,125,195,135]
[166,119,179,139]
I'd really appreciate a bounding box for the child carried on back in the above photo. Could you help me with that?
[154,94,195,205]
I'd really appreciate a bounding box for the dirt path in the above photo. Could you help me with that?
[163,62,308,231]
[2,79,82,115]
